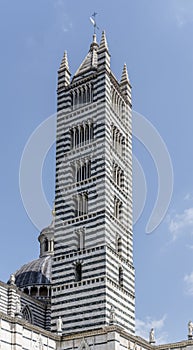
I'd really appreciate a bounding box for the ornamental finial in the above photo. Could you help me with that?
[90,12,99,35]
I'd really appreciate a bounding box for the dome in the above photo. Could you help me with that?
[38,219,54,258]
[14,255,52,289]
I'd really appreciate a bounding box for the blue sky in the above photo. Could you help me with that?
[1,0,193,344]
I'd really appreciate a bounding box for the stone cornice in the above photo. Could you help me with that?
[59,325,193,350]
[155,339,193,349]
[0,311,59,340]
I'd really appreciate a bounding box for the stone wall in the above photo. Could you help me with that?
[0,312,57,350]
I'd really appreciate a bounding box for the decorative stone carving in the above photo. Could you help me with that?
[9,274,15,285]
[109,305,116,325]
[149,328,155,344]
[56,316,63,335]
[15,295,22,318]
[78,338,90,350]
[188,320,193,339]
[33,334,44,350]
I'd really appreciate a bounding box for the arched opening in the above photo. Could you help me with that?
[77,230,85,251]
[39,286,48,297]
[31,287,38,297]
[85,124,89,144]
[44,238,49,252]
[74,197,78,217]
[119,267,123,287]
[88,160,91,178]
[83,87,86,104]
[117,237,122,257]
[75,262,82,282]
[22,305,33,324]
[77,164,81,182]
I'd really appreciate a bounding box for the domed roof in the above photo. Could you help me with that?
[39,220,54,236]
[14,256,52,289]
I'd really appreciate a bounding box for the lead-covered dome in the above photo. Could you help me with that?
[9,215,54,300]
[15,255,52,289]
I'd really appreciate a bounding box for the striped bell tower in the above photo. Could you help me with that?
[51,31,135,335]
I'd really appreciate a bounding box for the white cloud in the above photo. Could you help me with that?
[184,272,193,295]
[135,315,168,344]
[168,207,193,240]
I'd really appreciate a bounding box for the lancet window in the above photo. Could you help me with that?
[71,120,93,149]
[112,125,125,156]
[22,305,33,324]
[71,83,93,109]
[119,266,123,287]
[117,236,122,257]
[40,238,54,256]
[111,86,125,117]
[75,159,91,182]
[75,228,85,250]
[75,262,82,282]
[74,193,88,217]
[44,238,49,252]
[114,197,122,220]
[113,163,124,188]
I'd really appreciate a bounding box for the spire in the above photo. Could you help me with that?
[120,63,131,104]
[91,33,97,46]
[58,51,71,86]
[98,30,109,52]
[120,63,130,84]
[97,30,110,71]
[72,35,98,80]
[59,51,70,71]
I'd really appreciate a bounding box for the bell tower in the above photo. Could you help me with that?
[51,31,135,335]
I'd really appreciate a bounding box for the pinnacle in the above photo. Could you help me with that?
[59,51,70,71]
[93,33,97,44]
[120,63,129,84]
[98,30,109,51]
[90,33,99,51]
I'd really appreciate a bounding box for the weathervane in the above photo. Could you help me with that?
[90,12,99,34]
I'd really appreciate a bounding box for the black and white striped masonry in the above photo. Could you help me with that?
[51,31,135,335]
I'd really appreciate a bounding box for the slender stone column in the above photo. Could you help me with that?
[78,125,82,147]
[73,127,76,148]
[75,161,78,182]
[83,122,86,146]
[72,90,75,110]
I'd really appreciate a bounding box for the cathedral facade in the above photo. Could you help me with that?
[0,31,192,350]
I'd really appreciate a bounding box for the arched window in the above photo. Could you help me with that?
[114,197,122,220]
[39,286,48,297]
[74,193,88,217]
[119,267,123,287]
[23,288,29,295]
[77,229,85,251]
[121,170,124,188]
[71,128,74,148]
[117,237,122,257]
[88,160,91,178]
[85,123,89,144]
[44,238,49,252]
[31,287,38,297]
[74,196,78,217]
[83,87,86,104]
[22,305,33,324]
[75,262,82,282]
